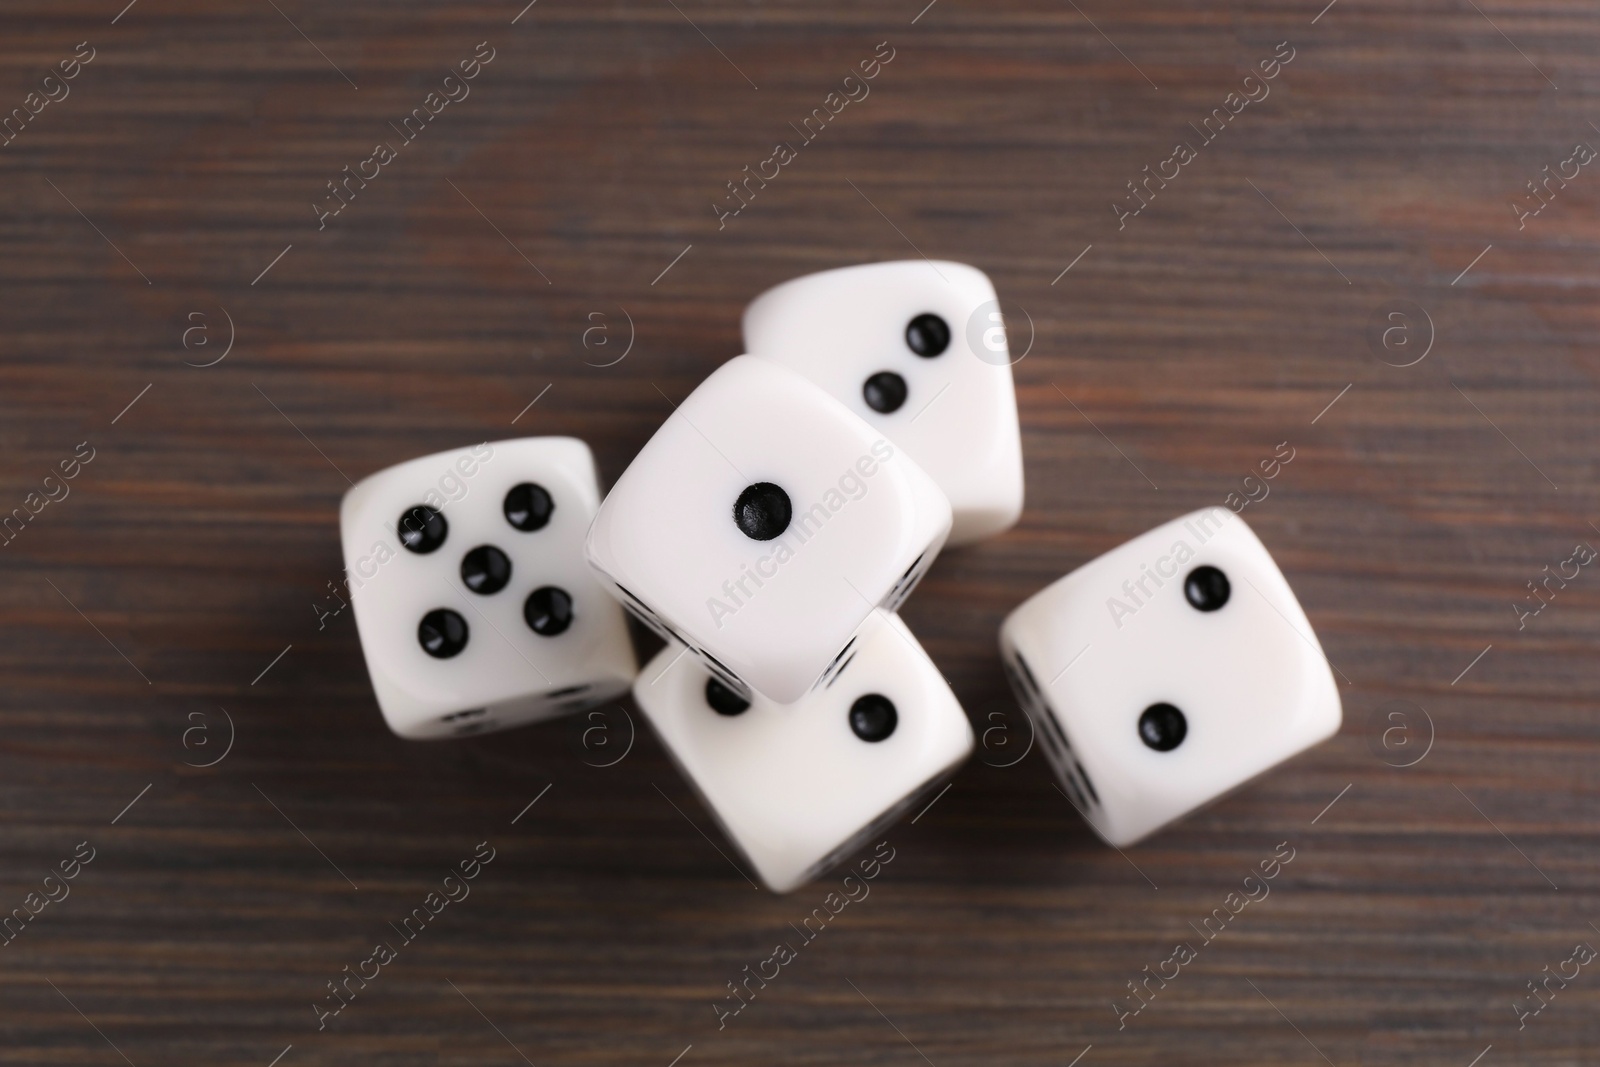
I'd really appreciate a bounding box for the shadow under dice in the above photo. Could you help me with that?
[585,355,951,704]
[340,437,637,740]
[634,610,973,893]
[742,260,1024,546]
[999,507,1342,846]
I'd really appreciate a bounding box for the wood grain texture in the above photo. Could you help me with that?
[1,0,1598,1063]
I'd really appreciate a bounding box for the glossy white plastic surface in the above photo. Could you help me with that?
[586,355,951,704]
[634,610,974,893]
[999,507,1342,846]
[340,437,636,740]
[743,260,1023,545]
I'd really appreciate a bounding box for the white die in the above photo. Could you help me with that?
[999,507,1341,846]
[585,355,951,704]
[742,260,1024,546]
[634,610,973,893]
[340,437,637,740]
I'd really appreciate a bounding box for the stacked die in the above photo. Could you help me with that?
[590,260,1021,891]
[339,258,1342,892]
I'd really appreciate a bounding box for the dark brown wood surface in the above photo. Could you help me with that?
[3,0,1598,1063]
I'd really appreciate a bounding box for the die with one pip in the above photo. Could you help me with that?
[585,355,951,704]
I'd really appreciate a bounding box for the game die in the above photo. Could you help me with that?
[585,354,951,704]
[340,437,637,740]
[634,609,973,892]
[999,507,1342,846]
[743,259,1024,545]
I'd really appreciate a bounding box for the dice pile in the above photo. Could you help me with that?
[339,260,1342,893]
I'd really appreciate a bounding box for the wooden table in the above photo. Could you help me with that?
[2,1,1597,1063]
